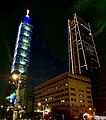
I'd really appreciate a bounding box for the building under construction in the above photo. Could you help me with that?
[68,13,100,75]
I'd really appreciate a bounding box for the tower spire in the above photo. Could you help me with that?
[26,9,29,17]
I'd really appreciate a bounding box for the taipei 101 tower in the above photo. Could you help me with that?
[10,9,33,99]
[11,10,32,80]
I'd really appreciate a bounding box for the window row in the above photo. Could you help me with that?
[35,87,91,97]
[35,92,92,101]
[35,84,69,96]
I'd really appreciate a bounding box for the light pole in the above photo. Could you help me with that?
[42,105,45,119]
[38,103,50,119]
[12,73,21,120]
[38,103,45,119]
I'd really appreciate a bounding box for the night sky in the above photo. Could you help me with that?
[0,0,106,103]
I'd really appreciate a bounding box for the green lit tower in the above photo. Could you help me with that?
[9,10,33,108]
[11,10,33,88]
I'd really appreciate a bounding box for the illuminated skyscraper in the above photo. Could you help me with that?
[68,13,100,75]
[11,10,33,88]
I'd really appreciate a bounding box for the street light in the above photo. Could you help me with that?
[38,103,50,119]
[38,103,45,119]
[38,103,41,107]
[12,73,22,119]
[12,73,22,106]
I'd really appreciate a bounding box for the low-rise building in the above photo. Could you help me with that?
[34,72,93,118]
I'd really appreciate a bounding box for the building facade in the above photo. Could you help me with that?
[26,88,35,113]
[68,13,100,75]
[34,72,93,117]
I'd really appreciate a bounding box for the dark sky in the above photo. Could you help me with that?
[0,0,106,103]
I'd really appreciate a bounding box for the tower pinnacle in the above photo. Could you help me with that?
[26,9,29,17]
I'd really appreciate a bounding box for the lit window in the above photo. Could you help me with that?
[79,94,84,98]
[65,83,68,86]
[56,86,58,89]
[61,100,65,102]
[48,97,52,100]
[80,99,84,103]
[80,100,83,103]
[24,26,31,31]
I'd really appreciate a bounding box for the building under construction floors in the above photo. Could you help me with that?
[68,13,100,75]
